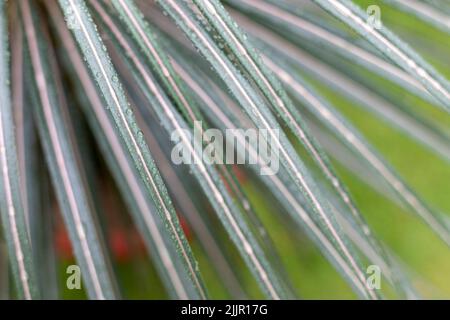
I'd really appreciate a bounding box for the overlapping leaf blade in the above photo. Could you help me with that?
[12,10,58,299]
[383,0,450,35]
[57,0,206,299]
[0,0,38,300]
[231,11,450,165]
[155,0,382,299]
[46,3,200,300]
[225,0,439,107]
[95,0,289,298]
[311,0,450,112]
[21,0,116,299]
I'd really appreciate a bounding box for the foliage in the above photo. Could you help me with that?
[0,0,449,299]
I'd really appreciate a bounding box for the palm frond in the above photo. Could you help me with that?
[312,0,450,111]
[383,0,450,35]
[0,0,39,300]
[51,1,204,299]
[21,0,117,299]
[0,0,448,300]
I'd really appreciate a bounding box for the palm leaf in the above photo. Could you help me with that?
[383,0,450,35]
[98,0,291,294]
[263,53,450,245]
[0,0,447,301]
[99,7,289,298]
[57,0,207,299]
[20,0,117,299]
[233,13,450,165]
[193,0,376,248]
[11,17,58,298]
[311,0,450,111]
[157,0,382,299]
[47,2,203,300]
[0,0,39,300]
[225,0,439,108]
[134,116,248,298]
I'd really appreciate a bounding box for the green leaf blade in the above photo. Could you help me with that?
[21,0,116,299]
[0,0,39,300]
[312,0,450,112]
[157,0,380,299]
[58,0,207,299]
